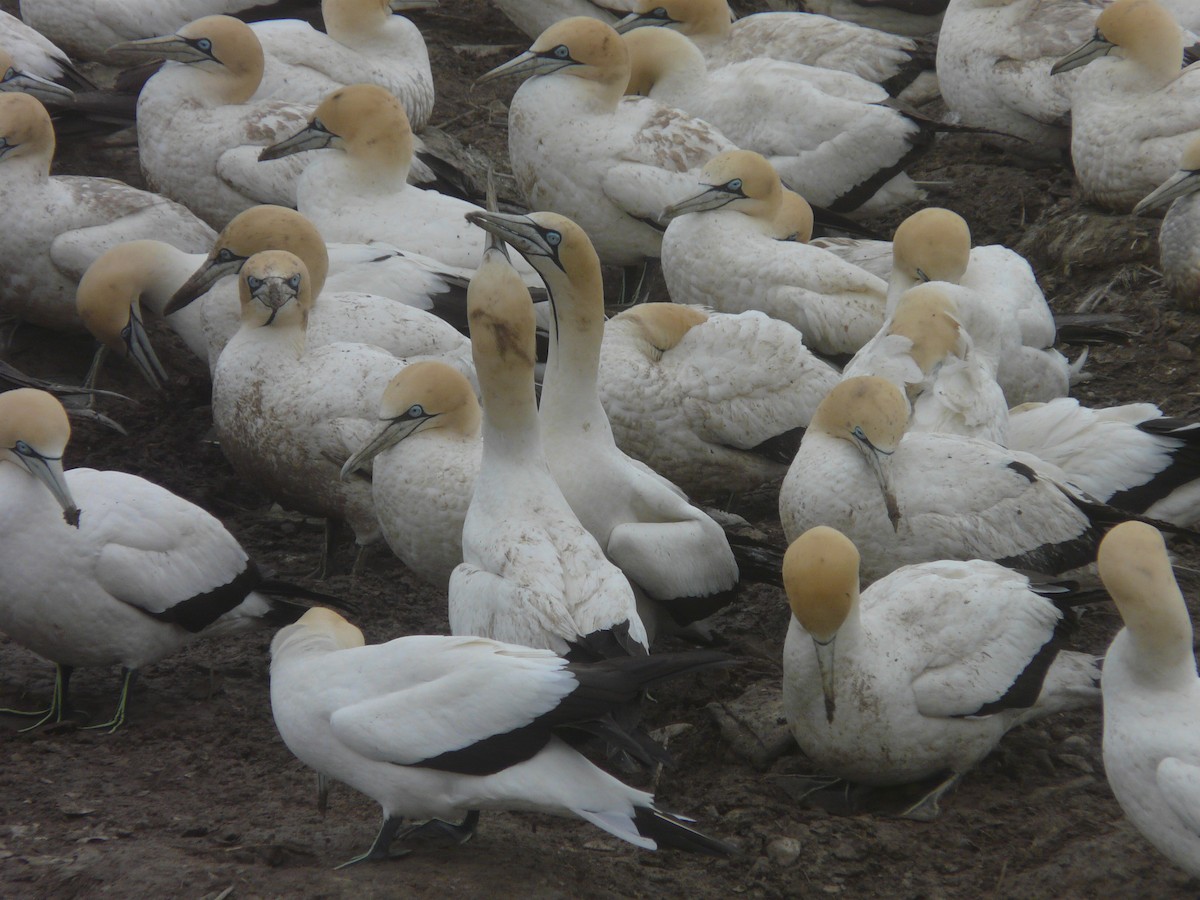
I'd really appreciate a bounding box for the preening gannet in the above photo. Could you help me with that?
[1135,134,1200,305]
[0,92,216,332]
[1098,521,1200,878]
[449,240,647,659]
[782,525,1100,814]
[270,607,734,866]
[0,388,337,731]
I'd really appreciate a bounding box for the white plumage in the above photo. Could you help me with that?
[1135,134,1200,304]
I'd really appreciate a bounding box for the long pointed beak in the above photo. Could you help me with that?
[21,451,80,527]
[476,50,571,86]
[466,210,553,261]
[0,69,76,103]
[108,34,211,63]
[249,276,301,325]
[812,636,837,723]
[857,440,901,530]
[340,415,426,481]
[662,185,738,220]
[259,121,338,162]
[389,0,438,9]
[0,136,20,162]
[123,308,169,390]
[613,12,673,34]
[1134,169,1200,216]
[166,254,245,314]
[1051,34,1115,75]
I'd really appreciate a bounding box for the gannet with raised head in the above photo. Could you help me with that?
[450,240,647,659]
[599,301,838,498]
[0,388,338,732]
[339,361,481,590]
[470,209,741,633]
[622,27,926,215]
[1135,135,1200,305]
[660,150,887,355]
[478,16,734,289]
[782,525,1100,816]
[1052,0,1200,211]
[270,607,734,866]
[1098,521,1200,878]
[779,376,1123,583]
[0,92,215,331]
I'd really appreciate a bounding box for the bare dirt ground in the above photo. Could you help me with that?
[3,1,1200,897]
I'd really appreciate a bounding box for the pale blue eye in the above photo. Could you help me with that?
[407,404,425,418]
[246,275,263,290]
[728,178,743,191]
[553,45,570,59]
[197,38,212,52]
[287,274,301,289]
[546,231,562,246]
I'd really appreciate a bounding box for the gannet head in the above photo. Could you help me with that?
[468,209,602,303]
[0,48,75,103]
[772,189,814,243]
[478,17,629,99]
[237,249,313,330]
[810,377,909,529]
[892,207,971,287]
[110,15,265,104]
[0,389,80,527]
[1098,521,1194,672]
[784,525,861,723]
[0,91,54,172]
[663,150,783,221]
[168,206,329,313]
[340,360,480,479]
[323,0,438,37]
[615,0,732,38]
[614,302,708,357]
[276,607,366,653]
[1051,0,1182,83]
[259,83,413,176]
[76,243,173,391]
[468,243,538,415]
[887,284,963,376]
[1134,135,1200,215]
[622,25,706,95]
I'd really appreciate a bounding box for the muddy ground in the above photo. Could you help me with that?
[3,0,1200,896]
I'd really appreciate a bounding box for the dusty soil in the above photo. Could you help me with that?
[3,1,1200,897]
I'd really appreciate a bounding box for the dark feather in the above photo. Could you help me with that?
[632,806,738,855]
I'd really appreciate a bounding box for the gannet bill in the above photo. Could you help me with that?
[0,92,216,332]
[0,42,77,104]
[782,525,1100,815]
[1098,521,1200,878]
[1134,135,1200,305]
[270,607,735,866]
[1051,0,1200,212]
[660,150,887,356]
[0,11,92,95]
[339,361,481,590]
[449,239,647,659]
[469,209,741,631]
[0,387,339,731]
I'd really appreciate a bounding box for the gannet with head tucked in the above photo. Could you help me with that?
[450,241,646,659]
[339,361,481,591]
[599,302,838,498]
[1098,521,1200,878]
[778,376,1124,584]
[660,150,887,356]
[0,388,337,732]
[470,209,741,632]
[259,84,543,286]
[478,16,734,278]
[782,525,1100,815]
[615,0,933,97]
[622,27,926,215]
[0,92,215,332]
[1052,0,1200,212]
[1135,135,1200,305]
[270,607,734,866]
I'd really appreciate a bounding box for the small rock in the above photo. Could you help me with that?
[1057,735,1090,756]
[832,841,862,862]
[1166,341,1192,360]
[1056,753,1094,774]
[765,837,802,867]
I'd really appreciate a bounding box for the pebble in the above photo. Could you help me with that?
[766,837,802,867]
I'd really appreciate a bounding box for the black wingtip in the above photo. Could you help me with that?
[633,806,738,856]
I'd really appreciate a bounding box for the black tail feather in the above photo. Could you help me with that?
[724,531,785,589]
[633,806,738,856]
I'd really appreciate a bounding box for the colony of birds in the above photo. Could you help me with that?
[3,0,1200,892]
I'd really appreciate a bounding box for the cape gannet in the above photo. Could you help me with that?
[0,92,215,332]
[0,14,85,103]
[0,388,338,731]
[339,361,481,591]
[449,240,647,659]
[469,209,742,632]
[1052,0,1200,212]
[1135,135,1200,305]
[478,16,734,294]
[258,83,543,286]
[660,150,888,356]
[782,525,1100,815]
[778,376,1126,584]
[802,0,947,37]
[771,188,815,242]
[270,607,734,866]
[622,27,927,215]
[1098,521,1200,878]
[615,0,933,97]
[599,302,838,498]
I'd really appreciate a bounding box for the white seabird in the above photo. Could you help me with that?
[1134,134,1200,305]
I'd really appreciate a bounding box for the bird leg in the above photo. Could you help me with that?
[618,260,659,306]
[898,772,961,822]
[394,811,480,848]
[312,518,341,580]
[335,815,410,868]
[4,664,74,731]
[317,772,330,815]
[83,667,137,733]
[350,543,371,579]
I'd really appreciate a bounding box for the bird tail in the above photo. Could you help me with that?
[632,806,738,855]
[254,579,356,626]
